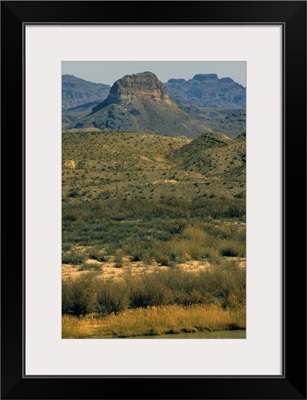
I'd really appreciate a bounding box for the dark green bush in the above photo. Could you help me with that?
[70,275,97,316]
[62,264,246,316]
[62,280,73,314]
[114,251,124,268]
[156,255,171,266]
[226,205,242,218]
[220,248,239,257]
[87,248,108,262]
[129,273,173,308]
[79,263,102,271]
[96,281,129,315]
[68,190,78,198]
[62,251,87,265]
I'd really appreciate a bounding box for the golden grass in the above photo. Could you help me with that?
[62,316,100,338]
[62,304,245,338]
[153,224,245,262]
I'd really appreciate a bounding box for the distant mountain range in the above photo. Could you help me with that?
[164,74,245,109]
[62,75,110,110]
[62,72,246,138]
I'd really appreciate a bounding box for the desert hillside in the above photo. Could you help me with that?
[62,130,245,202]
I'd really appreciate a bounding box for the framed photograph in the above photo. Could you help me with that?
[1,1,306,399]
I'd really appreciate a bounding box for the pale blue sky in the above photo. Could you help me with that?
[62,61,246,87]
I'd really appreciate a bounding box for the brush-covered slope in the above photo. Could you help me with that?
[62,130,245,202]
[171,131,246,183]
[62,101,103,128]
[71,72,211,138]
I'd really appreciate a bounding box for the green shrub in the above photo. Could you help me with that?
[62,280,73,314]
[79,263,102,271]
[128,273,172,308]
[234,191,245,199]
[219,239,245,258]
[114,251,123,268]
[87,248,108,262]
[220,248,238,257]
[62,262,246,315]
[62,251,86,265]
[62,213,77,222]
[226,205,240,218]
[68,190,78,198]
[69,275,97,316]
[157,255,171,266]
[96,280,129,315]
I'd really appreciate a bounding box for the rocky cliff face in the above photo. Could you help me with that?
[105,71,171,105]
[73,72,211,138]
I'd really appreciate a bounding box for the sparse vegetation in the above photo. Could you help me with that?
[62,130,246,338]
[62,209,245,267]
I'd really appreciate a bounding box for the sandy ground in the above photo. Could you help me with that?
[62,256,246,281]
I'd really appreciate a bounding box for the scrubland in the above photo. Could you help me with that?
[62,131,246,338]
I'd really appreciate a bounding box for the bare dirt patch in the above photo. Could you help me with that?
[62,256,246,281]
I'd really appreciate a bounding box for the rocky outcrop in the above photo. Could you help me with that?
[107,71,171,104]
[90,72,171,115]
[72,72,211,138]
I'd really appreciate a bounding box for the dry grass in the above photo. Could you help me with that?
[62,258,246,283]
[62,316,101,338]
[62,304,246,338]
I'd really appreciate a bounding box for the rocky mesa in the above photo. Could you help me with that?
[71,72,211,138]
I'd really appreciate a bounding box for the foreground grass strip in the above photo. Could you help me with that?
[62,304,246,338]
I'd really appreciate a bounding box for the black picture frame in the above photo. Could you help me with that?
[1,1,306,399]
